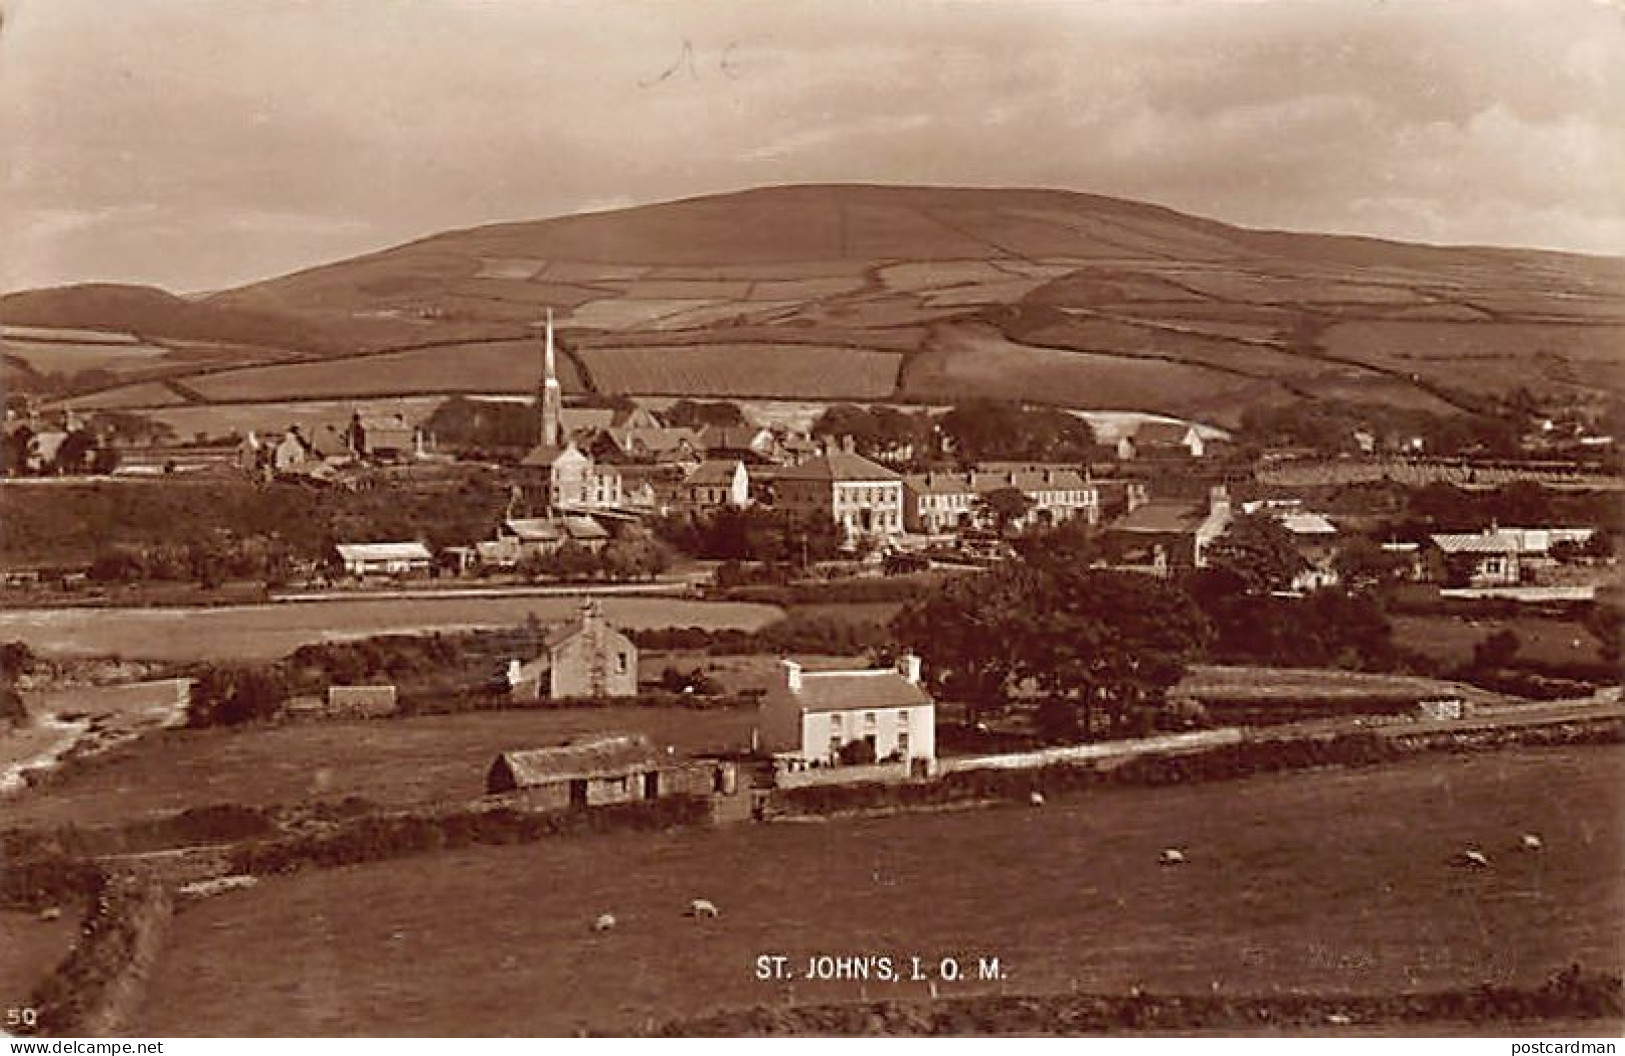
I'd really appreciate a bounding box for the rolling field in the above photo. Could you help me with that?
[0,596,782,663]
[580,343,901,399]
[185,339,582,401]
[131,745,1623,1036]
[2,706,756,830]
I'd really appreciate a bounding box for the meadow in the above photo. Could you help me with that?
[3,706,757,830]
[130,745,1623,1036]
[0,910,77,1016]
[1389,615,1601,670]
[0,596,782,663]
[580,343,901,399]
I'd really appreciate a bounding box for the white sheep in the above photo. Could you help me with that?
[1520,833,1543,852]
[687,898,719,919]
[1159,848,1186,866]
[592,913,617,932]
[1456,849,1490,869]
[1028,791,1046,807]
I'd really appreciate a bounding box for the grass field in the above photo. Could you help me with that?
[580,344,901,399]
[0,910,77,1014]
[3,706,757,830]
[1391,615,1602,669]
[185,340,582,401]
[0,596,783,663]
[130,745,1623,1036]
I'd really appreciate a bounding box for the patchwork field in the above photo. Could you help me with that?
[130,745,1623,1036]
[580,343,901,399]
[185,339,582,401]
[0,596,782,663]
[16,185,1624,421]
[2,706,756,830]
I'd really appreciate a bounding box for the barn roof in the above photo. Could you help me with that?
[1132,421,1197,445]
[504,517,566,542]
[789,669,932,714]
[489,734,659,789]
[334,542,433,562]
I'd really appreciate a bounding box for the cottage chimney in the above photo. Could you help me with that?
[781,658,803,692]
[896,652,922,685]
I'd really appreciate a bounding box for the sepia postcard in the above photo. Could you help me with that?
[1,0,1621,1044]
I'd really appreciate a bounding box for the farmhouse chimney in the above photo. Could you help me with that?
[896,652,922,685]
[781,658,803,692]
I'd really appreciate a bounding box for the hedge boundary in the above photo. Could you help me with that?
[19,872,173,1038]
[641,967,1623,1036]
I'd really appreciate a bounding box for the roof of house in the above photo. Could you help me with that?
[520,442,584,468]
[1131,421,1198,445]
[562,515,609,541]
[490,734,659,787]
[786,669,933,714]
[684,459,745,486]
[773,450,902,482]
[1431,527,1594,555]
[700,425,770,451]
[1109,502,1206,534]
[1278,512,1338,536]
[613,426,700,454]
[334,542,433,562]
[504,517,566,542]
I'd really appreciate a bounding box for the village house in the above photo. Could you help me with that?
[755,654,936,770]
[344,411,427,462]
[1425,526,1596,587]
[615,463,684,514]
[770,446,905,545]
[1242,499,1342,591]
[604,425,703,465]
[678,459,751,515]
[902,464,1099,534]
[699,424,780,464]
[333,541,434,579]
[506,598,637,701]
[1103,484,1233,575]
[1116,420,1207,461]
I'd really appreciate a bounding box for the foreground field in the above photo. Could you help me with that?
[0,596,782,663]
[132,745,1622,1036]
[0,910,78,1015]
[3,707,756,830]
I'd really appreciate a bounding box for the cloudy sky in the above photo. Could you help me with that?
[3,0,1623,294]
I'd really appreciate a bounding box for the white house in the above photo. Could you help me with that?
[756,654,935,768]
[334,541,434,578]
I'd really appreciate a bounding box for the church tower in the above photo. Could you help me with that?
[538,308,563,448]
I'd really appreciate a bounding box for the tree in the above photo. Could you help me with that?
[975,486,1034,536]
[1472,629,1522,671]
[1333,536,1405,594]
[664,400,746,429]
[1203,512,1306,595]
[891,564,1037,723]
[53,430,95,475]
[1021,569,1209,740]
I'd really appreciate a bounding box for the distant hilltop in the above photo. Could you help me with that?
[5,182,1623,427]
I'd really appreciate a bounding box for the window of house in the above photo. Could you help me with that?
[897,709,910,725]
[829,734,842,759]
[897,731,910,755]
[830,713,843,729]
[616,652,629,674]
[864,711,876,727]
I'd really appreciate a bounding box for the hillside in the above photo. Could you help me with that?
[10,184,1625,427]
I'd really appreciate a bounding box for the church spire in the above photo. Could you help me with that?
[539,307,562,448]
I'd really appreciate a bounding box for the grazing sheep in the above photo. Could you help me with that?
[1159,848,1186,866]
[1028,791,1045,807]
[1455,849,1490,869]
[687,898,719,919]
[37,906,61,922]
[592,913,617,933]
[1521,833,1543,852]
